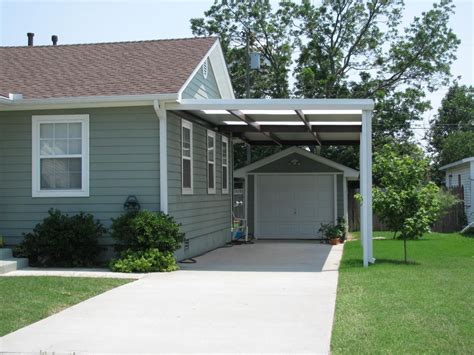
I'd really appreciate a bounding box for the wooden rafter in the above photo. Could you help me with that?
[295,109,321,146]
[228,110,282,146]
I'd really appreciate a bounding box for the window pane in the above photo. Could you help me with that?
[223,166,228,190]
[68,139,82,154]
[183,159,191,189]
[40,173,55,189]
[40,140,54,155]
[68,123,82,138]
[69,158,81,172]
[222,142,228,165]
[40,158,82,190]
[55,123,68,138]
[54,139,68,155]
[208,163,214,189]
[69,172,82,189]
[40,124,54,139]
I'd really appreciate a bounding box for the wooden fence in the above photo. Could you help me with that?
[348,186,466,233]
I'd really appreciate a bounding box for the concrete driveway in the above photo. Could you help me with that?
[0,241,343,354]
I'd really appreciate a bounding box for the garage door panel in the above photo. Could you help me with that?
[256,174,335,239]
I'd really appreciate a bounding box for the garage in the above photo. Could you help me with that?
[234,147,359,239]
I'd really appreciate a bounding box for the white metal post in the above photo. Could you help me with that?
[153,100,168,214]
[360,110,374,267]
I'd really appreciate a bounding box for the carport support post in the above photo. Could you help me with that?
[360,110,374,267]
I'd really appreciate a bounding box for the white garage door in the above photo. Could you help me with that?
[256,174,335,239]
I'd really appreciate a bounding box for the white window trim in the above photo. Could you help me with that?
[181,119,193,195]
[32,115,90,198]
[207,130,216,194]
[222,136,229,194]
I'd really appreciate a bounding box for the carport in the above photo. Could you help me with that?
[166,98,375,266]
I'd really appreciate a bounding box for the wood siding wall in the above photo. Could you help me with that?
[182,61,221,99]
[167,112,231,260]
[0,107,160,245]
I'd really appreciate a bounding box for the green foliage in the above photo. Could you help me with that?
[18,209,105,267]
[111,210,184,253]
[372,145,442,248]
[110,210,184,273]
[439,131,474,166]
[319,218,346,240]
[109,249,178,273]
[192,0,460,169]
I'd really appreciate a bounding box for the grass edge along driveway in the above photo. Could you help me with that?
[0,276,132,336]
[331,232,473,354]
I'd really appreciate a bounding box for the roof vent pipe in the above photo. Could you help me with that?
[27,32,34,46]
[52,35,58,46]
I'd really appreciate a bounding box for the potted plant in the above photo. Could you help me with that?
[336,218,347,243]
[319,223,342,245]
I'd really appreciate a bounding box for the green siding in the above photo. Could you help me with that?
[337,174,344,219]
[0,107,160,245]
[249,152,341,173]
[167,112,231,260]
[182,61,221,99]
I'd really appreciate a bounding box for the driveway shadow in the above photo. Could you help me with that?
[179,240,332,272]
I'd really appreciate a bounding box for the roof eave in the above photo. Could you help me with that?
[0,93,179,111]
[439,157,474,170]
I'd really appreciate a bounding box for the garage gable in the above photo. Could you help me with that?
[249,152,340,173]
[235,147,359,178]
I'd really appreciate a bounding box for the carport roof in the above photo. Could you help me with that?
[167,98,374,146]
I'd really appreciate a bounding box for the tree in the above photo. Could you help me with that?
[438,131,474,167]
[192,0,460,168]
[372,144,442,263]
[428,84,474,167]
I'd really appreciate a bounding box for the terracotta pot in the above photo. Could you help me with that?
[329,238,339,245]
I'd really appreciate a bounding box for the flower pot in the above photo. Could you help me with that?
[329,238,339,245]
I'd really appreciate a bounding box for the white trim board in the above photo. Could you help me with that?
[440,157,474,170]
[235,146,359,179]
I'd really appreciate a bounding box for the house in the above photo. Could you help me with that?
[0,35,375,265]
[234,147,359,238]
[440,157,474,225]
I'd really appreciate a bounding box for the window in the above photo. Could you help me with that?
[32,115,89,197]
[207,130,216,194]
[458,174,462,187]
[182,120,193,194]
[222,136,229,194]
[448,174,453,187]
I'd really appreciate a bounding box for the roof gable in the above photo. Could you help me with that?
[0,37,218,100]
[234,147,359,178]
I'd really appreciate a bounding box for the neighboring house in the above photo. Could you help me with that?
[234,147,358,238]
[0,36,234,260]
[440,157,474,225]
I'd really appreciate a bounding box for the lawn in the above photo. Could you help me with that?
[331,232,474,354]
[0,276,132,336]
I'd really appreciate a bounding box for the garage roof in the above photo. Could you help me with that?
[167,98,374,146]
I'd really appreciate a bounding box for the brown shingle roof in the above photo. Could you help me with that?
[0,37,218,99]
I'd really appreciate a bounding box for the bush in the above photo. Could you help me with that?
[109,249,178,273]
[111,210,184,253]
[110,210,184,273]
[18,209,105,267]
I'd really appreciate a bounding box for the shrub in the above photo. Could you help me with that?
[110,210,184,273]
[109,248,178,273]
[18,209,105,267]
[111,210,184,253]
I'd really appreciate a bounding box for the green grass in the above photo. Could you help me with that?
[331,232,474,354]
[0,276,132,336]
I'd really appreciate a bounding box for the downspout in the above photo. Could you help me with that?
[153,100,168,214]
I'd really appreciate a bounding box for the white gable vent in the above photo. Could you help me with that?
[202,58,209,79]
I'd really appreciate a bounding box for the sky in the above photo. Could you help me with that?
[1,0,473,144]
